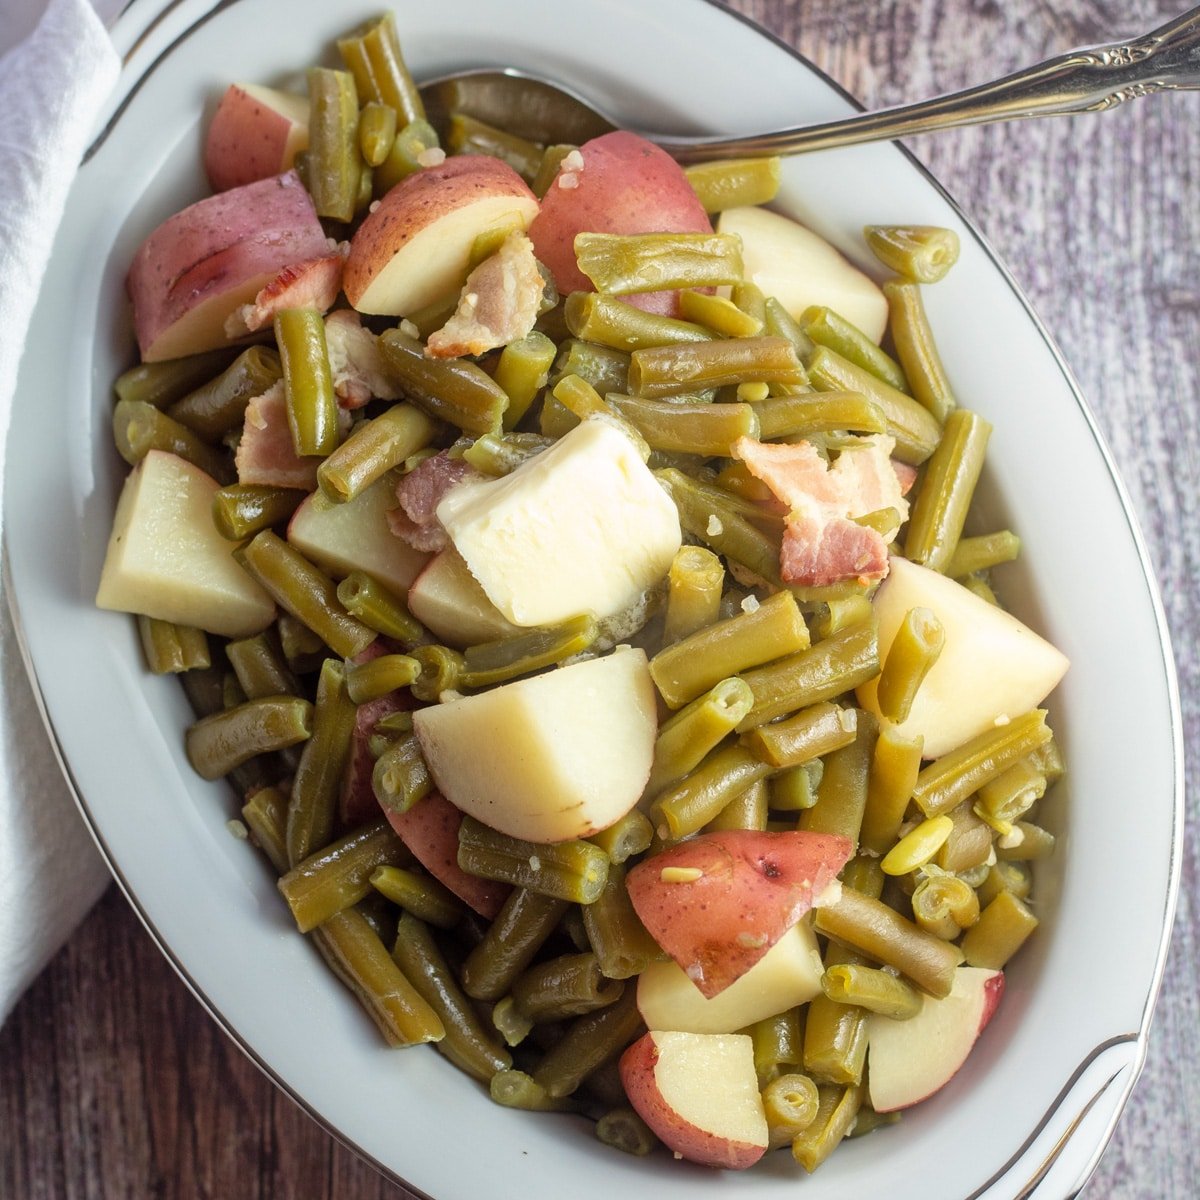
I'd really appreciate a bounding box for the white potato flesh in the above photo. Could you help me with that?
[717,205,889,343]
[651,1032,768,1148]
[857,556,1069,758]
[413,648,657,843]
[95,451,273,638]
[287,474,429,594]
[406,548,523,648]
[437,419,681,627]
[637,921,824,1034]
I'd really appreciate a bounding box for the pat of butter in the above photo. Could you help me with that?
[437,419,681,626]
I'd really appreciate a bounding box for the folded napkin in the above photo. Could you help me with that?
[0,0,121,1024]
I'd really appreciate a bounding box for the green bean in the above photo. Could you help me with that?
[735,616,880,732]
[904,409,992,571]
[457,817,609,904]
[490,1069,577,1112]
[222,672,247,710]
[235,531,376,659]
[791,1083,862,1172]
[446,111,543,181]
[112,399,233,483]
[657,468,784,588]
[167,346,282,440]
[529,143,577,196]
[799,711,877,848]
[370,865,464,929]
[462,889,568,1001]
[317,404,438,503]
[752,390,887,441]
[606,393,759,457]
[962,890,1039,968]
[575,232,744,296]
[650,590,808,709]
[1029,736,1066,785]
[278,819,408,932]
[305,68,361,223]
[684,156,781,212]
[802,305,909,394]
[865,225,960,284]
[358,100,397,166]
[184,695,312,780]
[977,860,1033,908]
[651,744,773,842]
[391,912,511,1081]
[489,331,557,430]
[730,281,768,328]
[378,329,508,434]
[211,484,304,541]
[588,811,654,865]
[461,432,553,476]
[763,1073,820,1148]
[335,571,426,647]
[532,987,643,1098]
[225,631,299,700]
[660,546,724,647]
[946,530,1020,578]
[241,786,290,874]
[629,336,806,399]
[595,1107,657,1156]
[512,952,623,1023]
[136,615,210,674]
[345,654,420,703]
[552,337,631,397]
[705,776,770,832]
[180,664,224,718]
[408,644,464,702]
[884,278,958,424]
[812,595,876,642]
[769,762,822,812]
[763,295,816,361]
[459,615,597,689]
[742,701,858,769]
[995,821,1056,861]
[678,290,763,338]
[960,572,999,605]
[373,117,440,194]
[277,612,326,673]
[114,348,239,409]
[842,854,885,900]
[806,346,941,465]
[976,758,1047,830]
[803,944,869,1085]
[338,12,424,124]
[274,308,339,458]
[312,907,443,1046]
[564,292,714,352]
[371,732,430,815]
[812,887,964,998]
[287,658,356,866]
[550,371,614,422]
[489,995,532,1047]
[582,863,662,980]
[911,871,980,939]
[822,962,923,1019]
[933,800,993,874]
[911,709,1053,818]
[876,607,945,724]
[750,1009,806,1085]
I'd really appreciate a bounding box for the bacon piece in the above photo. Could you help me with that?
[386,453,479,552]
[223,250,344,337]
[234,381,318,490]
[893,459,919,496]
[734,435,908,587]
[324,308,404,409]
[425,232,544,359]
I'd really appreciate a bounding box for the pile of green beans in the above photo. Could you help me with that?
[102,13,1069,1180]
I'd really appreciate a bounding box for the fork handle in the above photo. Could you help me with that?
[656,7,1200,162]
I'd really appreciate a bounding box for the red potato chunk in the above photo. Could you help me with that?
[204,82,309,193]
[626,828,853,997]
[527,131,712,316]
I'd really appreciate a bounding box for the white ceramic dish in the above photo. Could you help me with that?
[6,1,1183,1197]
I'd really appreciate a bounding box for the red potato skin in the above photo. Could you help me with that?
[126,171,330,360]
[626,829,853,997]
[383,790,509,919]
[527,130,712,316]
[619,1033,766,1170]
[204,84,301,192]
[344,155,538,308]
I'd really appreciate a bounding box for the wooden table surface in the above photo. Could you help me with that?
[2,1,1197,1197]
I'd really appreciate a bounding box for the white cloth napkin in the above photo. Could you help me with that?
[0,0,121,1024]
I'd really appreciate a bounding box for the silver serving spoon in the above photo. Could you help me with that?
[418,7,1200,162]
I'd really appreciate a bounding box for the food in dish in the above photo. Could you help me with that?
[94,11,1068,1175]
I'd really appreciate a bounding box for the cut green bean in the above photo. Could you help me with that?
[651,743,774,842]
[934,800,993,874]
[457,817,609,904]
[705,776,770,832]
[884,278,958,424]
[976,758,1047,830]
[799,711,878,848]
[763,295,816,361]
[212,484,304,541]
[408,644,464,702]
[493,331,558,430]
[595,1107,657,1156]
[911,870,980,939]
[225,631,299,699]
[278,819,408,933]
[679,290,764,338]
[996,821,1057,861]
[306,67,361,223]
[112,400,232,483]
[750,1009,806,1085]
[318,403,438,503]
[661,545,724,646]
[530,143,577,196]
[461,431,553,476]
[490,1069,577,1112]
[802,305,909,394]
[876,607,945,723]
[236,531,375,659]
[274,308,339,458]
[446,111,542,180]
[629,336,806,399]
[769,762,822,812]
[588,811,654,865]
[977,860,1033,908]
[137,615,210,674]
[575,232,744,295]
[822,963,923,1019]
[371,732,431,815]
[373,117,440,194]
[564,292,714,351]
[460,615,597,689]
[370,865,464,929]
[346,654,421,703]
[684,156,781,212]
[358,100,398,166]
[791,1084,864,1172]
[531,986,643,1098]
[241,786,290,874]
[606,393,759,457]
[184,695,312,780]
[335,571,426,647]
[114,348,239,410]
[167,346,282,440]
[582,862,662,979]
[803,944,869,1086]
[865,225,960,283]
[946,530,1021,578]
[338,12,424,123]
[462,888,569,1001]
[752,390,887,441]
[743,702,857,769]
[512,952,623,1023]
[961,890,1039,968]
[763,1072,820,1149]
[277,612,326,673]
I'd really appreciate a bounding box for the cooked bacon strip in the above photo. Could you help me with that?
[734,434,908,587]
[425,232,544,359]
[386,452,479,552]
[223,250,345,337]
[324,308,404,409]
[235,382,318,490]
[893,458,919,496]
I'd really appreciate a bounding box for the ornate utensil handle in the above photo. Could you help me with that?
[658,7,1200,161]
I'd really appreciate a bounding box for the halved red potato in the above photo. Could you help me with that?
[344,156,539,316]
[127,170,331,361]
[204,83,310,193]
